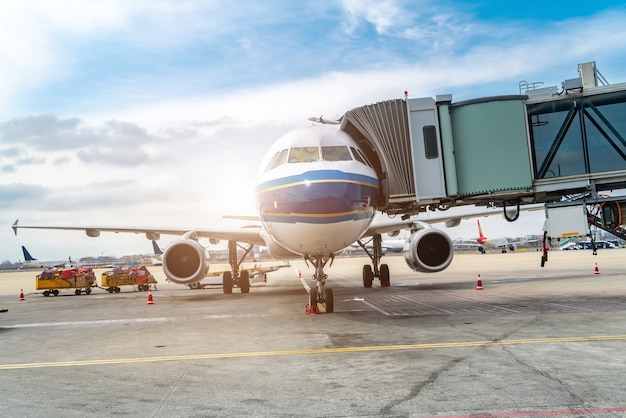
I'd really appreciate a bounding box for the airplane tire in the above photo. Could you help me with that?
[363,265,373,288]
[325,288,334,313]
[223,271,233,294]
[309,288,318,307]
[239,270,250,294]
[380,264,390,287]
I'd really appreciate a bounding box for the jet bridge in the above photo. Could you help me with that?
[339,61,626,221]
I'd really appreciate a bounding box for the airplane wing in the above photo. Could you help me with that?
[364,204,544,237]
[12,220,266,246]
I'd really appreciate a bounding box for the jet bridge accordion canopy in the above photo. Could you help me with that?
[340,95,533,212]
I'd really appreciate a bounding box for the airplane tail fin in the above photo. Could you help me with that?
[21,246,37,261]
[152,240,163,255]
[477,220,485,239]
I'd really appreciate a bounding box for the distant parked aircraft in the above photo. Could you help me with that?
[18,246,77,269]
[476,220,538,253]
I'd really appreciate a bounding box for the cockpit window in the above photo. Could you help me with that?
[321,146,352,161]
[264,149,288,172]
[288,147,319,163]
[350,147,372,167]
[274,149,288,167]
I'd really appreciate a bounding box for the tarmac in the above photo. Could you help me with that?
[1,249,625,417]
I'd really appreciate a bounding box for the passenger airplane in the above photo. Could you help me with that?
[18,246,77,269]
[475,220,538,253]
[150,240,163,266]
[12,125,534,312]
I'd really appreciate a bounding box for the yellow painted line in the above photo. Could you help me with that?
[1,335,625,370]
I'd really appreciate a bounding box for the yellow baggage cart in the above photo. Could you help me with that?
[101,266,157,293]
[36,268,96,296]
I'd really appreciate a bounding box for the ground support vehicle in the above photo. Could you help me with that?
[101,266,157,293]
[186,262,290,289]
[36,268,97,296]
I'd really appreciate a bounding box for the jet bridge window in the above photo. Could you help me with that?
[321,146,352,161]
[423,125,439,159]
[288,147,319,163]
[264,149,289,171]
[528,90,626,179]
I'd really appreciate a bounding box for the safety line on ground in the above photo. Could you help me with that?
[1,334,625,370]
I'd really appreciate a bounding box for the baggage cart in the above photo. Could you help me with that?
[36,268,96,296]
[101,266,157,293]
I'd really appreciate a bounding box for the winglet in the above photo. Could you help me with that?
[12,219,18,236]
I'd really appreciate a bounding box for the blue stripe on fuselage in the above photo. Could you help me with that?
[256,170,379,224]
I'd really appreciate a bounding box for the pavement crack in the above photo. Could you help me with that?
[502,345,587,406]
[379,356,464,416]
[152,359,194,417]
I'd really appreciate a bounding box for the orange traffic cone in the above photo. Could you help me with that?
[146,290,154,305]
[476,275,484,290]
[19,289,25,301]
[594,263,600,275]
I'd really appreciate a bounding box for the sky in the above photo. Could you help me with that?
[2,0,626,262]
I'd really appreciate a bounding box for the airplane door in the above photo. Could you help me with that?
[407,97,446,202]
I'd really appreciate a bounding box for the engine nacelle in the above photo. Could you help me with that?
[162,239,209,284]
[403,228,454,273]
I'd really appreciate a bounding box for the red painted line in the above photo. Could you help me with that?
[360,299,393,315]
[391,294,457,314]
[428,406,626,417]
[437,292,522,313]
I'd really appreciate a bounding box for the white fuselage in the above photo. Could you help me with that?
[255,126,379,257]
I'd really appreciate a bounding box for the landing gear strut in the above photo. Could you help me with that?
[357,234,390,287]
[304,254,334,313]
[222,240,252,294]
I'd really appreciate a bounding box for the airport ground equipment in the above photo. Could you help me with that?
[36,267,96,296]
[186,262,288,289]
[101,266,157,293]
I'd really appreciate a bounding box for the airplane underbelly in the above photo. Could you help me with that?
[264,217,372,256]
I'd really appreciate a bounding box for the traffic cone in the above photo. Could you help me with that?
[594,263,600,275]
[19,289,25,301]
[298,269,302,278]
[476,275,484,290]
[146,290,154,305]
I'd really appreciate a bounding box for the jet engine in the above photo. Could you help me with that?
[403,227,454,273]
[162,239,209,284]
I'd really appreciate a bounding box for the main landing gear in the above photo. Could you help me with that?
[357,234,390,288]
[304,254,334,313]
[222,240,252,294]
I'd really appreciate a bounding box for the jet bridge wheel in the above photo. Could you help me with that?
[362,265,374,288]
[223,271,233,294]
